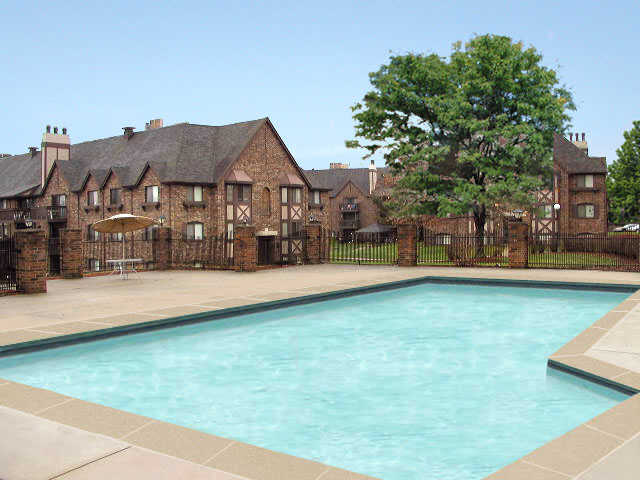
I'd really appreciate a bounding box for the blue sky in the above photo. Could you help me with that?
[1,1,638,169]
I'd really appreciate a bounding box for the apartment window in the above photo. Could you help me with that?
[20,198,33,209]
[87,190,99,206]
[226,184,234,202]
[110,188,122,205]
[311,190,321,205]
[86,225,100,242]
[238,184,251,203]
[0,223,8,237]
[88,258,100,272]
[577,175,594,188]
[291,187,302,204]
[537,205,552,219]
[110,232,123,242]
[186,222,204,240]
[143,225,157,241]
[187,185,203,202]
[145,185,159,203]
[0,199,8,209]
[52,194,66,206]
[576,204,595,218]
[280,187,287,203]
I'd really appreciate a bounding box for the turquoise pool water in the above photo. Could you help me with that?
[0,284,629,479]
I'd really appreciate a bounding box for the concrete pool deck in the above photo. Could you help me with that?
[1,265,640,479]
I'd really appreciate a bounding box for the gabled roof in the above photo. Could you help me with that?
[303,167,390,198]
[0,152,41,198]
[0,118,272,198]
[553,133,607,174]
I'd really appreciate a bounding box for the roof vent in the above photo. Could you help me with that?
[122,126,136,139]
[28,147,38,157]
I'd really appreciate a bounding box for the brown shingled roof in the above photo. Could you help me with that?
[0,118,273,198]
[553,133,607,174]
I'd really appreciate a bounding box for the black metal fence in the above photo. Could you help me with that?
[48,237,61,276]
[171,234,233,269]
[0,237,17,293]
[320,230,398,264]
[82,238,157,273]
[417,234,509,267]
[529,233,640,271]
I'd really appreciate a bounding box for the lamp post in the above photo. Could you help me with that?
[553,203,560,251]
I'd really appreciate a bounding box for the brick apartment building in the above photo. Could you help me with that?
[304,161,395,236]
[0,123,608,272]
[0,118,332,268]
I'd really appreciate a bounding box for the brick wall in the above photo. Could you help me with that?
[508,221,528,268]
[217,122,312,236]
[61,229,83,279]
[305,223,322,264]
[153,227,172,270]
[15,230,47,293]
[397,224,417,266]
[233,225,257,272]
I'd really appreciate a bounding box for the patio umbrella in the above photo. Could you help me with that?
[92,214,155,267]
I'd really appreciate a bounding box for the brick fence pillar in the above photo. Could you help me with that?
[61,229,83,279]
[234,225,257,272]
[154,227,172,270]
[305,223,322,264]
[397,224,417,267]
[508,221,529,268]
[15,229,47,294]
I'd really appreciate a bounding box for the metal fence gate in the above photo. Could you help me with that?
[0,237,18,293]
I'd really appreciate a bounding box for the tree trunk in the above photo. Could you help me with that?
[473,205,486,256]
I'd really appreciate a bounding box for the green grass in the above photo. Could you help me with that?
[529,251,618,267]
[329,240,397,264]
[327,239,631,268]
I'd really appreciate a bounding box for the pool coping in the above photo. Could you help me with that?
[1,273,640,479]
[1,274,638,358]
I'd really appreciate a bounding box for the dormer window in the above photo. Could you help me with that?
[145,185,159,203]
[87,190,100,206]
[52,194,66,206]
[311,190,321,205]
[110,188,122,205]
[577,175,594,188]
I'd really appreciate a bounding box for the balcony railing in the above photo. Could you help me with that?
[339,202,359,212]
[340,219,360,230]
[48,206,67,221]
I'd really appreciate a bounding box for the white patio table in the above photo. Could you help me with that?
[106,258,143,280]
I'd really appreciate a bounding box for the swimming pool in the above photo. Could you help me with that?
[0,283,629,479]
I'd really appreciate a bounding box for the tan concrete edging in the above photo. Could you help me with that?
[3,267,640,479]
[486,291,640,479]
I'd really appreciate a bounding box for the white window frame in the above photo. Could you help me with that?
[88,190,99,206]
[186,222,204,240]
[145,185,159,203]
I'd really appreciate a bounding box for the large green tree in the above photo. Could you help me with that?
[347,34,574,234]
[607,121,640,224]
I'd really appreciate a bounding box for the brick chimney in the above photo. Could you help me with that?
[41,125,70,186]
[145,118,163,130]
[572,131,588,155]
[122,126,136,139]
[369,159,377,194]
[329,162,349,169]
[28,147,38,157]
